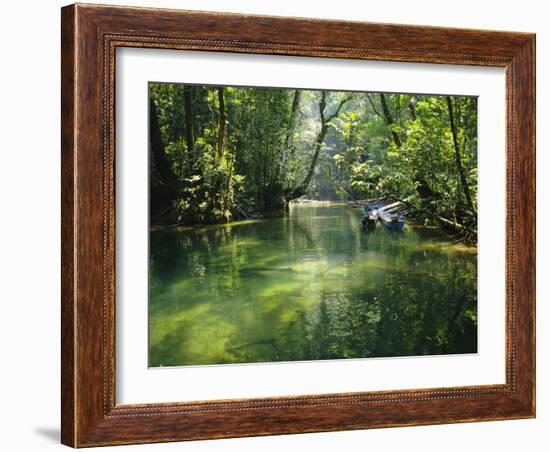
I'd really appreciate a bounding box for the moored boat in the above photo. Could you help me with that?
[379,210,406,231]
[361,203,381,229]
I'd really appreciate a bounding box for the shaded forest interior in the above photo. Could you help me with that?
[149,83,478,240]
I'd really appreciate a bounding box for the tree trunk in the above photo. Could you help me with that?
[149,96,179,221]
[408,97,417,121]
[380,93,402,148]
[265,90,303,210]
[217,87,226,159]
[149,96,178,187]
[183,86,195,166]
[301,123,329,192]
[279,89,302,177]
[446,96,475,214]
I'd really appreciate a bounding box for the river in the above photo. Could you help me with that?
[149,202,477,367]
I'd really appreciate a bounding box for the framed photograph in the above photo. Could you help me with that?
[61,3,535,447]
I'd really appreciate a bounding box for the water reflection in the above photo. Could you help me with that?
[149,203,477,367]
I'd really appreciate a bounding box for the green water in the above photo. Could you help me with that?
[149,202,477,367]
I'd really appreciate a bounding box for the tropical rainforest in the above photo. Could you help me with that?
[148,83,479,366]
[149,83,478,240]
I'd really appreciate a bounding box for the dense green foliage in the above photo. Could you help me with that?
[150,83,478,238]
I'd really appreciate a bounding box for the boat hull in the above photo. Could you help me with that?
[362,204,380,229]
[362,201,406,231]
[379,213,405,231]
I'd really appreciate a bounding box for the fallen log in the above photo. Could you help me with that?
[378,200,404,213]
[384,196,477,236]
[435,215,478,235]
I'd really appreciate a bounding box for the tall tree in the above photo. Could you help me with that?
[149,95,180,221]
[278,89,302,181]
[367,93,434,200]
[183,86,195,166]
[287,91,351,200]
[379,93,402,148]
[217,87,227,159]
[149,96,178,187]
[446,96,475,214]
[408,96,417,121]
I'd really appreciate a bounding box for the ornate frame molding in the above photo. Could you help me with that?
[62,4,535,447]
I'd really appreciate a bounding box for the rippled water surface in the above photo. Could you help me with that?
[149,202,477,367]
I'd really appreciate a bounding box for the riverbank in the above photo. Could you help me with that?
[152,200,477,246]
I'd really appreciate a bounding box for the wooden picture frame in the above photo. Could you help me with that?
[61,3,535,447]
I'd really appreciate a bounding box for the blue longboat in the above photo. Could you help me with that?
[361,203,382,229]
[378,209,406,231]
